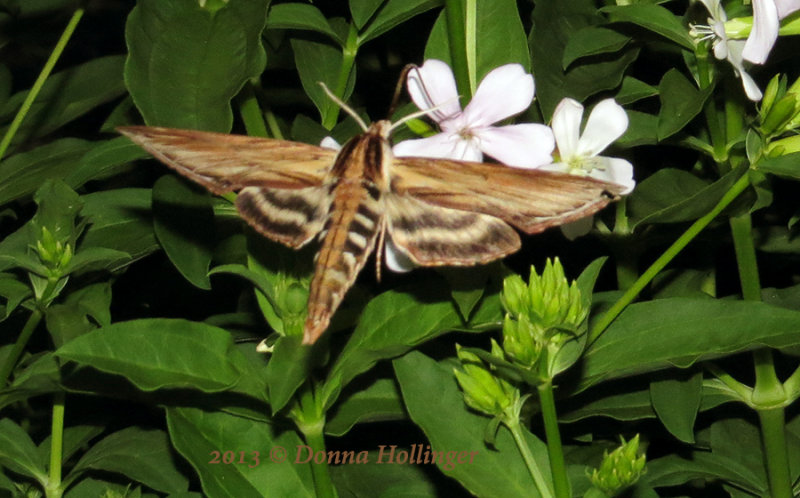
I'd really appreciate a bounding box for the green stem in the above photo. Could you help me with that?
[238,82,269,138]
[757,408,792,498]
[696,45,726,163]
[45,392,65,498]
[729,215,761,301]
[589,172,751,343]
[0,8,84,162]
[264,109,285,140]
[444,0,472,102]
[537,382,569,498]
[322,24,358,130]
[506,418,554,498]
[0,309,44,388]
[300,421,334,498]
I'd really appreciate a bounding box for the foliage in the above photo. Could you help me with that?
[2,0,800,497]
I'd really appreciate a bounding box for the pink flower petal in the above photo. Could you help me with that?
[588,157,636,195]
[776,0,800,18]
[406,60,462,122]
[476,124,554,168]
[576,99,629,158]
[385,239,415,272]
[461,64,535,127]
[393,133,483,162]
[743,0,780,63]
[551,98,583,159]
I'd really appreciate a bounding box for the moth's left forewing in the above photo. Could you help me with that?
[390,157,623,234]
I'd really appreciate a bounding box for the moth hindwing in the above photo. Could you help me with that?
[118,121,622,344]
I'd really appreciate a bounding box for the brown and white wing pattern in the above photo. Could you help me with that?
[236,186,333,248]
[390,157,623,234]
[384,193,520,266]
[118,126,336,193]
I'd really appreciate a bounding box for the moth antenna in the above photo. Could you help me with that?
[318,82,369,132]
[388,96,461,134]
[387,64,418,117]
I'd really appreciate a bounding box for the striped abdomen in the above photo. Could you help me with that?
[304,181,382,343]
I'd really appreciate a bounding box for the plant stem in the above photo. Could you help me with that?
[729,214,761,301]
[696,46,726,162]
[0,8,84,162]
[757,407,792,498]
[444,0,472,102]
[0,309,44,388]
[537,381,569,498]
[506,418,554,498]
[589,172,751,343]
[463,0,477,94]
[300,421,335,498]
[238,82,269,138]
[45,392,65,498]
[322,24,358,130]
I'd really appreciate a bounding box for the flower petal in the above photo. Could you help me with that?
[551,98,583,159]
[576,99,629,158]
[461,64,534,127]
[776,0,800,18]
[559,217,595,240]
[320,136,341,150]
[393,133,483,162]
[727,40,764,100]
[588,157,636,195]
[476,123,554,168]
[743,0,780,64]
[385,239,415,272]
[406,59,462,121]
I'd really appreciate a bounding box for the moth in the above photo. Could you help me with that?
[119,104,623,345]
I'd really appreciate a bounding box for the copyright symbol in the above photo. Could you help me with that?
[270,446,287,463]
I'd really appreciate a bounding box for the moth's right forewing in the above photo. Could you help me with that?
[390,157,623,234]
[118,126,336,193]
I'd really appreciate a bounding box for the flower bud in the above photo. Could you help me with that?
[588,435,646,496]
[453,344,518,416]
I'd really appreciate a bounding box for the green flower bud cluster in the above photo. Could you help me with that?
[760,75,800,142]
[34,226,73,276]
[588,435,646,496]
[500,259,588,370]
[453,343,519,417]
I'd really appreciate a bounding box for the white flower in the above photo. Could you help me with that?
[690,0,763,100]
[392,60,555,168]
[540,98,634,239]
[742,0,800,64]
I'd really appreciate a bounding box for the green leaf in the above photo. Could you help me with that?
[125,0,268,131]
[321,278,502,409]
[0,418,47,482]
[562,26,631,69]
[0,56,126,149]
[55,319,244,392]
[64,136,150,188]
[153,175,215,290]
[394,352,552,497]
[650,371,702,443]
[425,0,529,83]
[616,110,659,147]
[166,407,314,497]
[359,0,441,45]
[628,167,746,228]
[601,4,695,50]
[561,388,656,423]
[581,298,800,388]
[64,247,130,275]
[266,3,341,44]
[0,274,30,321]
[349,0,384,30]
[657,69,714,140]
[330,454,438,496]
[326,378,405,436]
[80,188,158,265]
[39,425,105,468]
[46,282,112,348]
[0,353,61,410]
[263,335,315,414]
[0,138,92,206]
[71,428,189,494]
[530,0,639,118]
[616,76,658,105]
[291,36,356,127]
[756,151,800,180]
